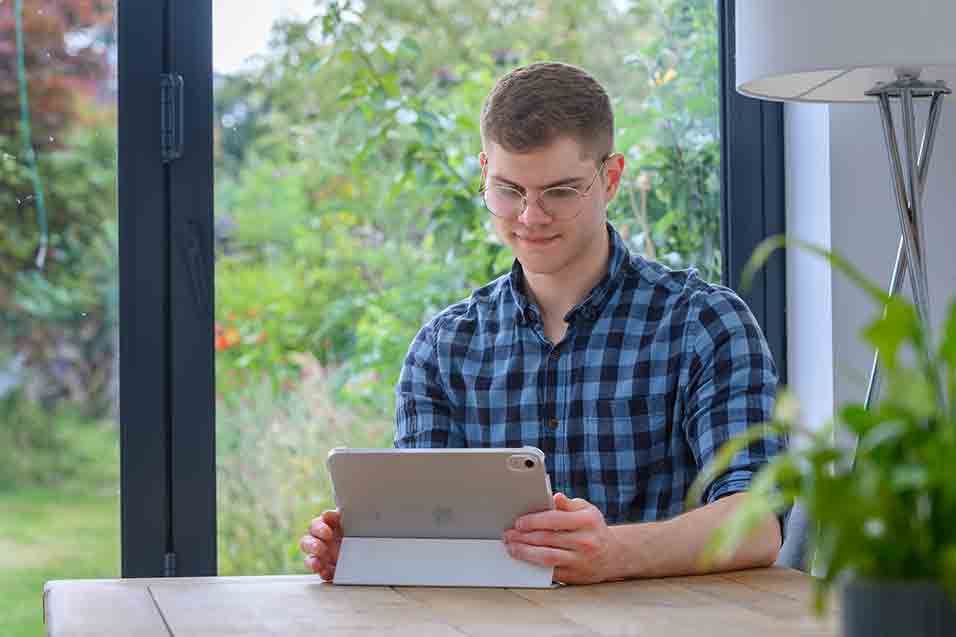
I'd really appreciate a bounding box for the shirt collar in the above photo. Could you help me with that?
[509,222,631,326]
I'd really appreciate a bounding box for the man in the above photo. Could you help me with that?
[301,61,786,584]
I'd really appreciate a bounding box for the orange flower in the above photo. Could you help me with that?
[215,334,229,351]
[224,327,240,347]
[255,331,267,344]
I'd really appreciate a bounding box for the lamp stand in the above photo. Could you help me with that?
[861,76,951,410]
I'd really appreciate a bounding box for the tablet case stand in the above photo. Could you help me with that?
[333,536,554,588]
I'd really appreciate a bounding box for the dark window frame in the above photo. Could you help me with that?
[118,0,786,576]
[119,0,216,577]
[718,0,788,381]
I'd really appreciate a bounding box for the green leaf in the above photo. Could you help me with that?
[414,121,435,146]
[685,423,784,508]
[743,236,890,306]
[397,37,422,60]
[699,463,788,566]
[861,298,920,369]
[889,464,929,491]
[940,300,956,419]
[858,420,907,455]
[942,300,956,367]
[840,404,880,436]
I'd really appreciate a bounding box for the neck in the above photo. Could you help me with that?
[522,228,611,323]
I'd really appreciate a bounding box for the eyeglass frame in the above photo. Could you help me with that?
[478,154,612,221]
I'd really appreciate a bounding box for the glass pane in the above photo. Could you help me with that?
[213,0,720,575]
[0,1,118,633]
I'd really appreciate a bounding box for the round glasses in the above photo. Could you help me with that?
[479,156,609,221]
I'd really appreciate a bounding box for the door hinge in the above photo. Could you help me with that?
[160,74,184,163]
[163,552,177,577]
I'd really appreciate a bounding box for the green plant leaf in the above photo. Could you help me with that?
[742,236,890,306]
[699,463,788,566]
[861,298,920,369]
[397,37,422,60]
[940,300,956,419]
[839,403,880,437]
[890,464,929,491]
[685,423,785,508]
[942,300,956,366]
[858,420,907,455]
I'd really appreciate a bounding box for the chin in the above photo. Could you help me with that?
[513,250,571,276]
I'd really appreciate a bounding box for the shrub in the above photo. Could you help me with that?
[216,353,391,575]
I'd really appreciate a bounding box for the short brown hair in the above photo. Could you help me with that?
[480,62,613,163]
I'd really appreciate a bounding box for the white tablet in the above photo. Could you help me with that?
[326,447,554,540]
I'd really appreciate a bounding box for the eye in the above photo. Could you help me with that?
[493,187,523,200]
[544,187,578,200]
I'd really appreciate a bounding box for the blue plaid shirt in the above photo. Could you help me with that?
[395,223,785,527]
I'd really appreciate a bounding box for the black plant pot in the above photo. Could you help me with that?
[842,579,956,637]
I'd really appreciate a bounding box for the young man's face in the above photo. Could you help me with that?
[480,137,623,278]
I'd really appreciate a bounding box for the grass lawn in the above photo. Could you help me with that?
[0,487,120,637]
[0,420,120,637]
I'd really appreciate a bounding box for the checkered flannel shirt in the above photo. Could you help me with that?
[395,223,786,532]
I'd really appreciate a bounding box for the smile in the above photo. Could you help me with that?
[515,234,560,246]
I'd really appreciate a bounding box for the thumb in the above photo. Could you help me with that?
[322,509,343,531]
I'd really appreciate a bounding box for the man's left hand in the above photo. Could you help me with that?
[503,492,623,584]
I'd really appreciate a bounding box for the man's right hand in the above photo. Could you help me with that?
[300,510,342,581]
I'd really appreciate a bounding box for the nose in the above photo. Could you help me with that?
[517,194,552,226]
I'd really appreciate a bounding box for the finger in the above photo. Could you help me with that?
[504,529,589,552]
[312,560,337,582]
[506,541,575,568]
[309,519,336,542]
[299,534,320,556]
[554,492,591,512]
[301,534,336,559]
[515,508,594,532]
[305,550,337,572]
[317,560,336,581]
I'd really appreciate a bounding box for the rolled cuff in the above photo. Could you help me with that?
[705,470,789,545]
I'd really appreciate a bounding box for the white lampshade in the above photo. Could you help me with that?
[736,0,956,103]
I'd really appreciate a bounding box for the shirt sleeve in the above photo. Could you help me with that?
[683,287,789,538]
[394,319,464,448]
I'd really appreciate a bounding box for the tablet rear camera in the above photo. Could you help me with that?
[508,454,537,471]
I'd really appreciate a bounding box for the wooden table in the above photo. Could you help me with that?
[44,567,837,636]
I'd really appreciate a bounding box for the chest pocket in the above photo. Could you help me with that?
[580,395,674,523]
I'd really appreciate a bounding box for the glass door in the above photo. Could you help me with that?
[212,0,722,575]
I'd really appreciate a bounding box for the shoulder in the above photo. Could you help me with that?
[621,256,763,349]
[620,255,731,316]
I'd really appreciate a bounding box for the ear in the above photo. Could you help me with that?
[603,153,626,201]
[478,151,488,167]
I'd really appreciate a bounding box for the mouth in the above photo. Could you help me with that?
[515,233,560,246]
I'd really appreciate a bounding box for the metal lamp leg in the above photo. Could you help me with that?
[862,86,946,411]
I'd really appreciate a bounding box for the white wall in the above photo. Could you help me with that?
[784,104,833,431]
[786,100,956,427]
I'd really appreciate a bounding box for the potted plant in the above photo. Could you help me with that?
[688,238,956,637]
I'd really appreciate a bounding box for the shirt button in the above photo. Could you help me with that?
[546,417,559,430]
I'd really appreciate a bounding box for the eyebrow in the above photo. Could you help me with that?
[489,174,587,191]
